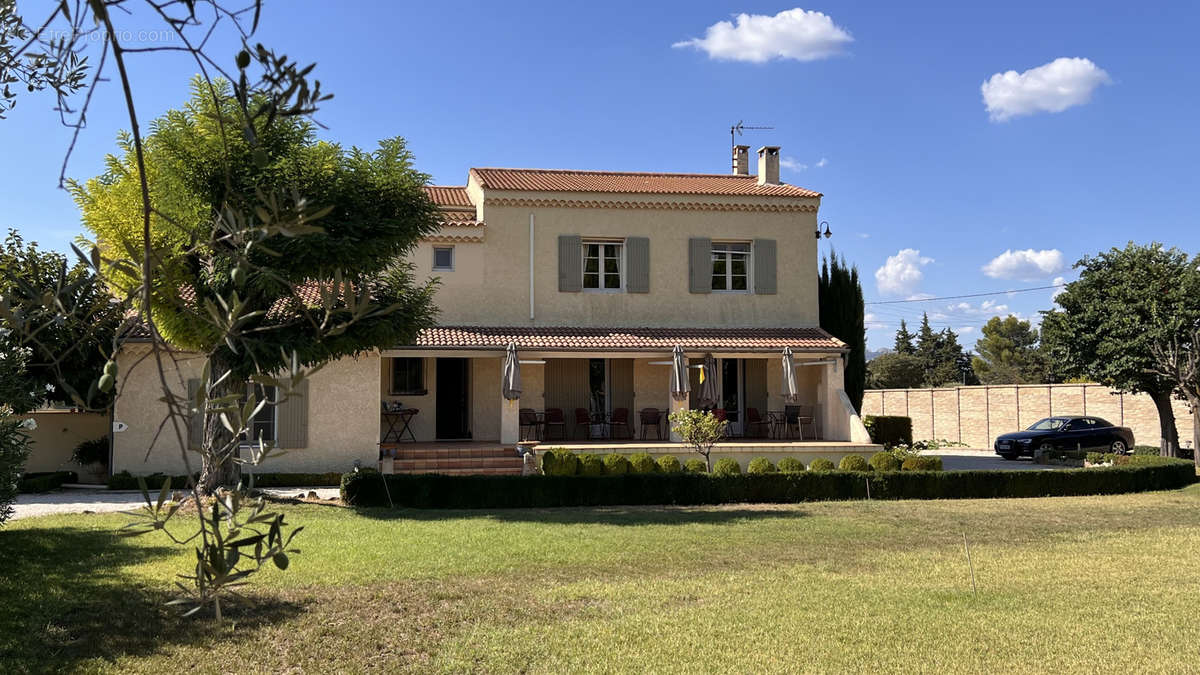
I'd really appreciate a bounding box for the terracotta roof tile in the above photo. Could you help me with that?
[411,326,844,352]
[423,185,473,208]
[470,168,821,199]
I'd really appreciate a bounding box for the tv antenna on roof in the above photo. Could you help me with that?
[730,120,774,150]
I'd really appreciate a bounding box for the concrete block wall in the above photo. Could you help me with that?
[861,383,1194,450]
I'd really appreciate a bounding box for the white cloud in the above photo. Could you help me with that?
[981,57,1111,122]
[673,8,852,63]
[907,292,935,301]
[856,232,870,239]
[875,249,934,297]
[815,157,828,167]
[946,300,1010,316]
[982,248,1065,281]
[958,326,977,335]
[780,156,807,171]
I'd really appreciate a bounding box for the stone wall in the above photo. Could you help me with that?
[861,384,1195,450]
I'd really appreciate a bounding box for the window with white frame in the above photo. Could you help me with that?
[711,242,750,292]
[245,385,277,443]
[583,240,623,291]
[432,246,454,271]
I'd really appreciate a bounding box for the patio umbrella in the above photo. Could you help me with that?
[697,353,720,409]
[670,345,690,401]
[502,342,521,401]
[781,347,799,403]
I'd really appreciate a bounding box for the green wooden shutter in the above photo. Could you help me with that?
[625,236,649,293]
[276,379,309,449]
[558,235,582,292]
[689,237,712,294]
[754,238,777,294]
[187,378,204,449]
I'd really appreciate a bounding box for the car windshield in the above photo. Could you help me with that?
[1026,418,1067,431]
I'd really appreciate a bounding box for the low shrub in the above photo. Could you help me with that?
[629,452,660,474]
[869,451,901,472]
[18,471,78,493]
[777,457,805,473]
[71,437,109,467]
[541,448,579,476]
[712,457,741,476]
[340,458,1198,509]
[578,453,605,476]
[1085,452,1107,465]
[839,455,871,472]
[683,458,708,473]
[863,415,913,448]
[603,453,631,475]
[746,457,776,474]
[1133,444,1194,460]
[657,455,682,473]
[809,458,835,472]
[901,456,943,471]
[107,470,340,490]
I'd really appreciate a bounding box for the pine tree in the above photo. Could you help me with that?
[893,319,916,355]
[818,251,867,412]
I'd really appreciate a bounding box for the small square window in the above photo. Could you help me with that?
[391,358,426,395]
[433,246,454,270]
[582,240,623,291]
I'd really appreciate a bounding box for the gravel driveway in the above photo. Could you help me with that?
[10,487,341,520]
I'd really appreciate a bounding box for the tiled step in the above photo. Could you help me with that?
[384,446,515,460]
[392,456,524,472]
[392,466,524,476]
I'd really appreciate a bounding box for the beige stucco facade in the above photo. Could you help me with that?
[108,156,873,476]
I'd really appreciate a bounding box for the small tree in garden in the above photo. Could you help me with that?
[669,409,727,472]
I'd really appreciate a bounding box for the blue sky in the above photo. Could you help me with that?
[3,1,1198,351]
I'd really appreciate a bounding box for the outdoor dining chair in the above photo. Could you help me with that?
[639,408,664,440]
[543,408,566,440]
[573,408,592,439]
[744,407,770,438]
[519,407,542,441]
[609,407,631,439]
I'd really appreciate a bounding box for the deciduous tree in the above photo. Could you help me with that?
[1042,243,1200,456]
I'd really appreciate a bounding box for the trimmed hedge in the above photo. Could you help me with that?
[747,457,776,474]
[683,458,707,473]
[340,458,1198,509]
[777,457,805,473]
[107,470,342,490]
[901,456,943,472]
[578,453,605,476]
[809,458,835,472]
[869,451,901,472]
[541,448,579,476]
[863,415,913,447]
[839,455,870,472]
[712,457,741,476]
[603,453,631,475]
[19,471,78,493]
[629,452,659,474]
[657,455,682,473]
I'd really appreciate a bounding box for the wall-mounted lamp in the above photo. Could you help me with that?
[815,220,832,240]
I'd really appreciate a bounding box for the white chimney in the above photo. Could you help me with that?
[732,145,750,175]
[757,146,780,185]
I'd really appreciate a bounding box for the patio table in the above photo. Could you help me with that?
[381,408,419,443]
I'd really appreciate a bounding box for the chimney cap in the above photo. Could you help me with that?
[757,145,780,156]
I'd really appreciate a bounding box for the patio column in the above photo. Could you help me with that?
[821,360,846,441]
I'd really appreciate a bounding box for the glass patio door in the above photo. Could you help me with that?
[720,358,743,436]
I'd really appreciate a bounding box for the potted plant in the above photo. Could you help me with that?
[71,436,109,484]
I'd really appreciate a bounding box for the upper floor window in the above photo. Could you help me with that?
[583,240,623,291]
[433,246,454,271]
[712,242,750,292]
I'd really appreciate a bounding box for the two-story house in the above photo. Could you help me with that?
[110,146,874,477]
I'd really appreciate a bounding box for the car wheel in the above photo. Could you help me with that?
[1036,442,1054,460]
[1110,439,1128,454]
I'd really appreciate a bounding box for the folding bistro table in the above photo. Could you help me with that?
[381,408,419,443]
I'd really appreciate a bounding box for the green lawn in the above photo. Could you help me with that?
[4,486,1200,673]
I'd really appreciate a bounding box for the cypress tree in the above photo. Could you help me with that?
[818,250,867,413]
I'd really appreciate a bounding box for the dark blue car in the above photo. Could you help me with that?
[994,416,1134,460]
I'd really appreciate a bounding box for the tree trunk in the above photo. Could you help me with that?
[1190,396,1200,469]
[196,355,241,495]
[1149,389,1181,457]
